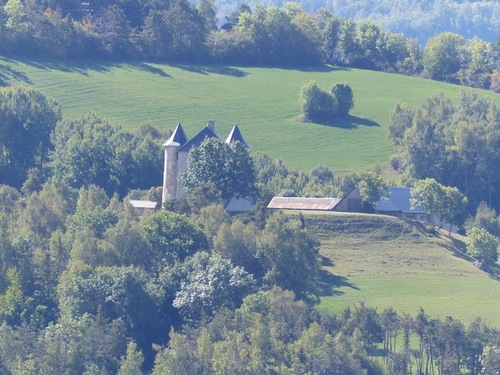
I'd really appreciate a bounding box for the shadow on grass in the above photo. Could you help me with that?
[318,255,359,297]
[245,64,350,73]
[21,58,115,75]
[442,233,500,281]
[174,64,248,77]
[0,63,33,84]
[304,114,379,129]
[488,263,500,280]
[136,63,171,77]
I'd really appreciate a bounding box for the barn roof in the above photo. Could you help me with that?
[267,197,341,211]
[373,187,425,214]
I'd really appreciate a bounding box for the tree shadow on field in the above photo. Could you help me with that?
[443,233,500,281]
[136,63,171,77]
[303,114,379,129]
[22,58,112,75]
[174,64,247,77]
[318,255,359,296]
[0,61,33,84]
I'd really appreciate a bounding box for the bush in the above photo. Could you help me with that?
[300,81,354,121]
[466,227,498,265]
[330,82,354,115]
[299,80,337,121]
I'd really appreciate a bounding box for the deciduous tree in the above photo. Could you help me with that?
[466,227,498,265]
[299,80,337,121]
[0,86,62,188]
[179,138,257,206]
[257,213,320,301]
[330,82,354,116]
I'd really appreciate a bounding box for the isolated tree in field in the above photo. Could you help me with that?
[466,227,498,265]
[0,86,62,188]
[179,138,257,206]
[299,80,337,121]
[330,82,354,115]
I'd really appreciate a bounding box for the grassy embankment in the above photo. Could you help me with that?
[295,211,500,327]
[1,57,500,172]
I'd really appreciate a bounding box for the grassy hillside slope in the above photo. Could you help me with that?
[298,212,500,327]
[2,57,500,171]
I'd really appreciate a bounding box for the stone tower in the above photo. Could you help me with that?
[161,123,187,206]
[161,121,252,211]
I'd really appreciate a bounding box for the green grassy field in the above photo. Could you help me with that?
[2,57,500,171]
[297,212,500,327]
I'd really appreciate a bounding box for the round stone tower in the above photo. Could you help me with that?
[161,123,187,206]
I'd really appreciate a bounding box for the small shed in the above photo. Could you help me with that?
[129,200,158,216]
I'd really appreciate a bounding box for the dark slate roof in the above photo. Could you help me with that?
[267,197,341,210]
[178,125,220,152]
[373,187,425,214]
[226,124,249,147]
[163,123,188,147]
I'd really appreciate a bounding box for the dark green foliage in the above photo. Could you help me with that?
[257,213,320,301]
[299,80,338,121]
[330,82,354,115]
[142,210,208,268]
[390,91,500,213]
[0,1,497,93]
[300,81,355,121]
[310,165,334,185]
[423,32,465,82]
[58,266,168,367]
[50,113,163,198]
[0,86,61,188]
[186,182,223,214]
[466,227,498,265]
[179,138,257,206]
[466,202,500,237]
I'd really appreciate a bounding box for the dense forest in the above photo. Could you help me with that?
[0,0,499,91]
[216,0,500,43]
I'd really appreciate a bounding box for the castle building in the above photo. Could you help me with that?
[161,121,252,211]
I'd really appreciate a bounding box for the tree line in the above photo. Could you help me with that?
[0,1,499,91]
[388,90,500,214]
[216,0,499,45]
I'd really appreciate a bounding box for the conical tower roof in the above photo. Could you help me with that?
[163,123,188,147]
[225,124,249,147]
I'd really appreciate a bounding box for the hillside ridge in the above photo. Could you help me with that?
[291,211,500,326]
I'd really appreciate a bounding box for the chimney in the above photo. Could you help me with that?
[206,120,215,132]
